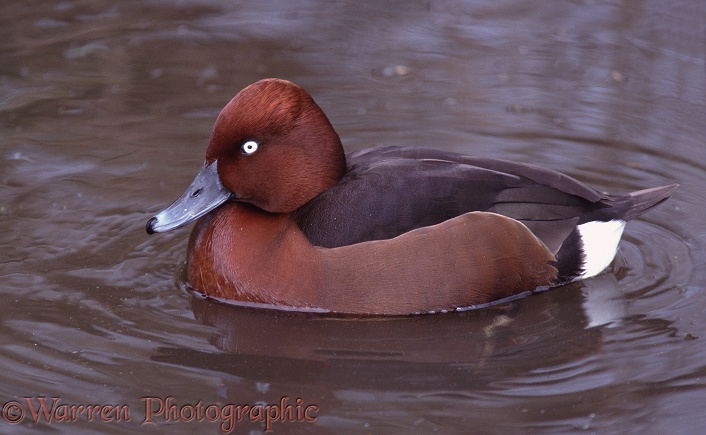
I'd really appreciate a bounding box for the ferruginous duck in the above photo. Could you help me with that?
[146,78,677,315]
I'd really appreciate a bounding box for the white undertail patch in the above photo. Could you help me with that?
[576,220,626,280]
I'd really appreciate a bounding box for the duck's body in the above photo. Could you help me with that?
[187,203,557,315]
[146,78,677,315]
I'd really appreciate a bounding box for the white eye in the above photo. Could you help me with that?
[241,140,259,155]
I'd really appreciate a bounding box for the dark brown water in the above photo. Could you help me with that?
[2,1,705,434]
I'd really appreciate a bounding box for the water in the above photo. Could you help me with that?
[1,1,705,433]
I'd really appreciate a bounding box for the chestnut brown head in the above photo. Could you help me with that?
[206,78,347,213]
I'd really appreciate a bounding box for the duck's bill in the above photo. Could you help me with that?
[146,161,231,234]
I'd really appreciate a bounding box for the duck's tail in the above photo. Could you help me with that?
[613,184,679,221]
[561,183,678,282]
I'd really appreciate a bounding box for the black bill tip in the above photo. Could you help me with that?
[146,217,158,235]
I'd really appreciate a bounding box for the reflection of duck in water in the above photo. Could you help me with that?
[152,288,602,382]
[147,79,677,315]
[150,289,603,433]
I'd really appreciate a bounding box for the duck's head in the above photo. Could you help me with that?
[147,79,346,234]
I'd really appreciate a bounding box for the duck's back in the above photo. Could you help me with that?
[295,147,601,247]
[293,146,676,282]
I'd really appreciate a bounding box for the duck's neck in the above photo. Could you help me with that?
[186,202,325,307]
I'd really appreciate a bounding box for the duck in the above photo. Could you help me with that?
[146,78,678,315]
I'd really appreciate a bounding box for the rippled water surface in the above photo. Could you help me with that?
[2,1,705,434]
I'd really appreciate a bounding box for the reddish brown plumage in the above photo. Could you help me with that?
[187,202,558,315]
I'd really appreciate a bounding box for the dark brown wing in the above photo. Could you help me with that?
[294,146,676,256]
